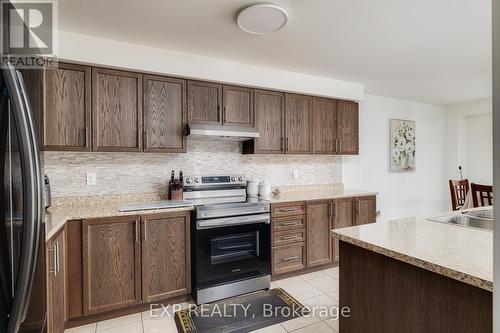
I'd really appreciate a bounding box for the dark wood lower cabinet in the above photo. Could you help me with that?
[141,212,191,303]
[306,200,333,267]
[339,241,492,333]
[355,195,377,225]
[82,216,142,315]
[49,212,192,327]
[47,229,66,333]
[271,195,376,278]
[333,198,355,262]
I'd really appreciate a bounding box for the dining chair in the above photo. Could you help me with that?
[449,179,470,210]
[471,183,493,208]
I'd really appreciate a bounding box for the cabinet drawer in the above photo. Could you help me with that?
[272,202,306,218]
[273,229,306,246]
[272,243,306,275]
[272,216,306,232]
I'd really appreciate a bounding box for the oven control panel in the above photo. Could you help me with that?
[183,175,246,186]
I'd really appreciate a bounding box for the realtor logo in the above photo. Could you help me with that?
[1,0,56,55]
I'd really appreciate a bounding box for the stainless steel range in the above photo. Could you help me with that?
[184,175,271,304]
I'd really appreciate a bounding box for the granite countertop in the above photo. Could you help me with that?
[268,185,378,203]
[332,214,493,291]
[45,194,194,241]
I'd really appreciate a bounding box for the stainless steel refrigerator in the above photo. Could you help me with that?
[0,63,45,333]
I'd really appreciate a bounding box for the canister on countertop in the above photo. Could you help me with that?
[246,179,260,197]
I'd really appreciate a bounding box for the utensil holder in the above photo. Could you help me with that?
[170,188,183,200]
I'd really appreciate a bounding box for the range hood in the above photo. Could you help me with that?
[187,123,259,141]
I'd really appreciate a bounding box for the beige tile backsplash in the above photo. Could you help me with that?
[43,140,342,197]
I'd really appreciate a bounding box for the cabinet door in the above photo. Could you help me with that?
[143,75,186,152]
[223,85,253,127]
[187,80,222,124]
[337,101,359,155]
[252,89,285,153]
[306,200,333,267]
[333,198,355,262]
[312,97,337,154]
[141,212,191,303]
[355,196,377,225]
[92,68,143,152]
[47,230,66,333]
[43,63,91,151]
[285,94,312,154]
[272,242,307,275]
[82,216,141,315]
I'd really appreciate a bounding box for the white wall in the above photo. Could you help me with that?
[464,114,493,184]
[343,94,447,221]
[445,98,492,184]
[57,31,364,101]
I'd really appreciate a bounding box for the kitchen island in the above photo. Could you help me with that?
[332,214,492,333]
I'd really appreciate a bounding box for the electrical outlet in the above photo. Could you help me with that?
[86,172,96,186]
[292,170,299,179]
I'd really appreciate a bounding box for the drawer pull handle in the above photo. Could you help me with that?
[282,235,299,240]
[282,256,299,262]
[282,222,299,226]
[279,208,300,212]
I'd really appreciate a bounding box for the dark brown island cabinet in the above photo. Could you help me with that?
[46,211,191,331]
[270,195,376,279]
[22,60,359,155]
[339,241,492,333]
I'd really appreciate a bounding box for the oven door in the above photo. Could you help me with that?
[194,213,270,290]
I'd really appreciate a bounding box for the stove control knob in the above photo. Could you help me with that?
[238,176,243,182]
[194,178,199,183]
[231,177,236,182]
[185,177,192,184]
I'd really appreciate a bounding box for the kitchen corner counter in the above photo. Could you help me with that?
[332,217,493,291]
[45,194,194,241]
[268,186,378,203]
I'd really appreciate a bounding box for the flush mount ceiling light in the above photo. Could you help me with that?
[237,4,288,34]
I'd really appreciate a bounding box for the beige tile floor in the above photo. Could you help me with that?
[65,267,340,333]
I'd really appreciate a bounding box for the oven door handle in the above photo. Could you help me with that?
[197,213,270,230]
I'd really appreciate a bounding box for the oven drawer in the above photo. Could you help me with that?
[272,202,306,218]
[272,216,305,232]
[272,243,306,275]
[272,228,306,246]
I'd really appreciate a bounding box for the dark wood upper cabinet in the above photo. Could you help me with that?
[306,200,333,267]
[243,89,284,154]
[187,80,222,124]
[332,198,355,262]
[82,216,142,315]
[337,101,359,154]
[141,212,191,303]
[355,195,377,225]
[223,85,254,127]
[43,63,91,151]
[47,229,66,333]
[92,68,143,152]
[285,94,312,154]
[312,97,337,154]
[143,75,187,153]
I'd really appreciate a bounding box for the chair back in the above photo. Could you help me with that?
[449,179,470,210]
[471,183,493,208]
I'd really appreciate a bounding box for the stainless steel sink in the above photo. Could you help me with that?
[426,209,493,231]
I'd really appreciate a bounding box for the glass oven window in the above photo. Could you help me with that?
[210,231,259,265]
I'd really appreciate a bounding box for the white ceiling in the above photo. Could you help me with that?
[59,0,492,105]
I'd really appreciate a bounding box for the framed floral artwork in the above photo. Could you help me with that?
[390,119,415,172]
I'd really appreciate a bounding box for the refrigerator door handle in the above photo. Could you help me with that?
[3,64,42,333]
